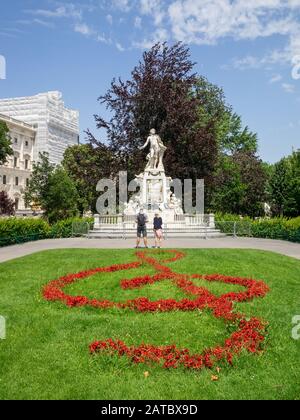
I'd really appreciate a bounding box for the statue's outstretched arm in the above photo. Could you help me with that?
[139,137,150,150]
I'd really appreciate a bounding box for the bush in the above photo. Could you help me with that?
[0,217,94,247]
[252,218,300,243]
[216,213,300,243]
[215,213,252,236]
[50,217,93,238]
[0,218,50,246]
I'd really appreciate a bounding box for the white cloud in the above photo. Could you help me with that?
[134,16,142,29]
[140,0,165,26]
[282,82,296,92]
[17,0,300,64]
[269,74,283,83]
[26,5,82,20]
[34,19,54,28]
[111,0,132,12]
[167,0,300,45]
[106,14,113,25]
[116,42,125,51]
[74,23,95,37]
[132,27,169,49]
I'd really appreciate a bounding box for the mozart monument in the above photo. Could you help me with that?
[91,129,221,238]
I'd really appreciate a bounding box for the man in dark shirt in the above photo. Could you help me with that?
[153,212,163,248]
[135,209,149,248]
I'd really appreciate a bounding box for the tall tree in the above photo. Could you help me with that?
[270,151,300,217]
[210,152,266,216]
[25,152,55,209]
[46,167,79,223]
[62,144,117,213]
[288,150,300,216]
[25,152,79,222]
[0,121,13,165]
[269,158,290,216]
[210,155,245,214]
[87,42,218,182]
[234,151,267,216]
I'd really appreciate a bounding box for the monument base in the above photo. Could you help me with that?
[89,213,223,239]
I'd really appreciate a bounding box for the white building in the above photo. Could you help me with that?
[0,91,79,165]
[0,113,36,211]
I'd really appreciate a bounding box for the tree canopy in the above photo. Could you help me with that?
[25,152,79,222]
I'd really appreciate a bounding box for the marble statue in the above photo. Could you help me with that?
[124,194,142,215]
[168,193,184,214]
[122,127,183,217]
[140,129,167,171]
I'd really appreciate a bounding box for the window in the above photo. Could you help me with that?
[26,178,29,187]
[14,157,18,168]
[25,159,29,170]
[15,199,19,210]
[25,141,29,147]
[2,175,6,185]
[15,177,19,186]
[14,138,18,145]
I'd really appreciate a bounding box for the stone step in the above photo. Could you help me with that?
[93,225,218,232]
[87,230,225,239]
[90,230,222,234]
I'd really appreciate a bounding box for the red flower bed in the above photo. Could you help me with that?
[43,250,270,372]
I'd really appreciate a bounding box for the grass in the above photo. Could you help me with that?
[0,248,299,400]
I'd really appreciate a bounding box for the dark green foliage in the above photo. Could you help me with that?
[0,217,50,246]
[50,217,93,238]
[0,217,92,247]
[46,167,79,224]
[0,121,13,165]
[25,153,80,222]
[62,144,116,213]
[269,151,300,217]
[25,152,55,210]
[215,213,300,243]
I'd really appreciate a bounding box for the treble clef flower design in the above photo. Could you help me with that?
[43,250,270,371]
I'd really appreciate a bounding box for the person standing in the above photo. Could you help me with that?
[135,209,149,248]
[153,212,163,248]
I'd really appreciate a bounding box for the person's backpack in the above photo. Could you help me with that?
[137,214,146,227]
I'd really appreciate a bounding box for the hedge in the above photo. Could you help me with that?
[51,217,93,238]
[1,215,299,247]
[216,214,300,243]
[0,217,93,247]
[0,218,50,247]
[251,217,300,243]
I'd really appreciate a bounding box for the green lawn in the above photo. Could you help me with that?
[0,248,299,400]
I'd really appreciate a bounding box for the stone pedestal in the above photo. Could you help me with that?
[123,168,183,223]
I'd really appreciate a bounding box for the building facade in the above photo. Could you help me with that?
[0,91,79,165]
[0,113,36,211]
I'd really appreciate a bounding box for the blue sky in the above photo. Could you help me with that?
[0,0,300,163]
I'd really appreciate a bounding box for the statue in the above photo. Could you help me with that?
[124,193,142,215]
[140,129,167,171]
[168,192,184,215]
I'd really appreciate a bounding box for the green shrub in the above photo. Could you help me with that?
[252,218,300,243]
[0,218,50,246]
[50,217,93,238]
[0,217,94,247]
[216,214,300,243]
